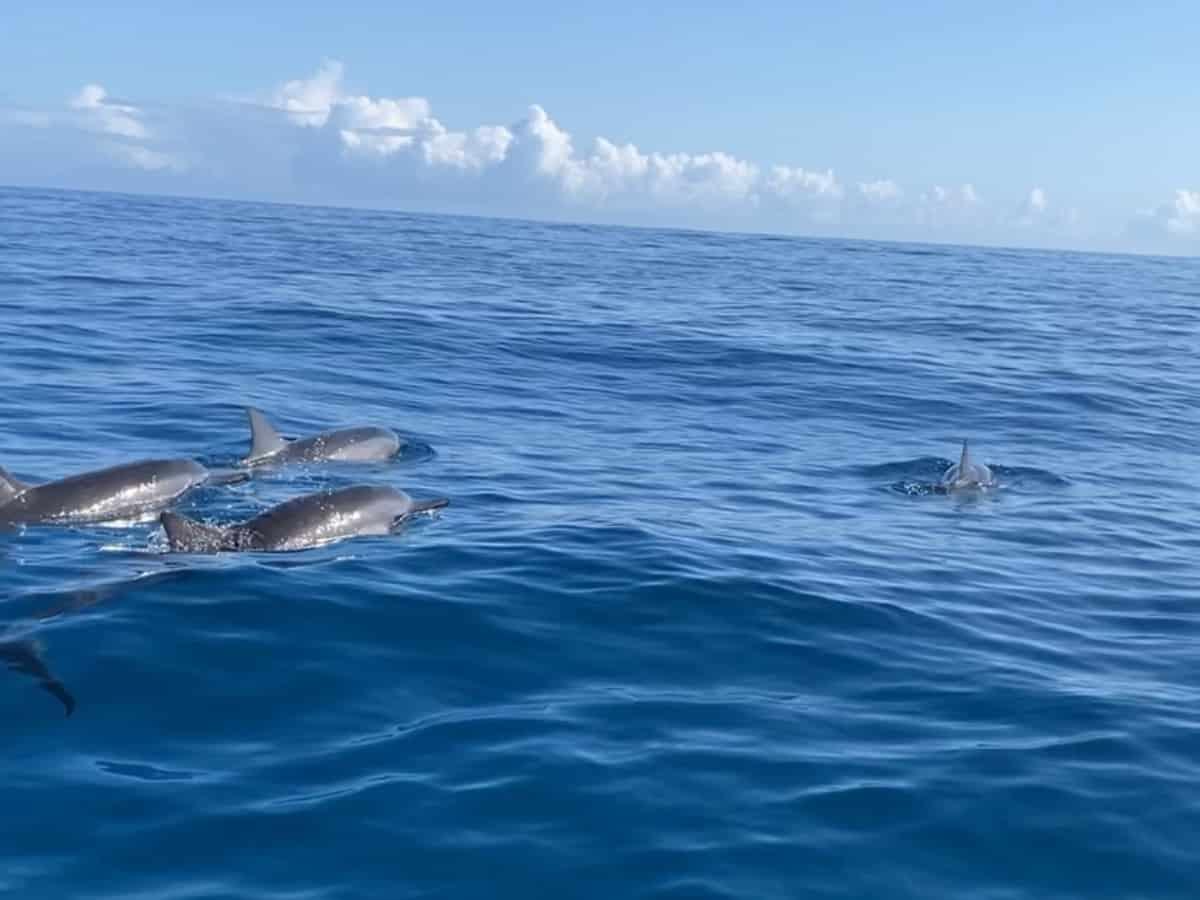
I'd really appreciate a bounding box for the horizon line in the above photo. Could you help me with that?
[3,181,1195,264]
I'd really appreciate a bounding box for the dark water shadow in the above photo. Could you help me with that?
[1,567,199,717]
[0,639,75,716]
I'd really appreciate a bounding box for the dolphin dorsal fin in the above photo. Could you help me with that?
[959,439,971,471]
[245,407,287,461]
[0,466,31,505]
[160,512,231,552]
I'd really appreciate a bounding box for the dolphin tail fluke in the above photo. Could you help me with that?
[0,639,76,717]
[39,675,76,717]
[160,511,230,552]
[245,407,287,461]
[0,465,31,505]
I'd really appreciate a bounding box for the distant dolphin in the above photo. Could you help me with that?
[241,407,402,466]
[1,639,75,716]
[0,458,245,527]
[159,484,448,553]
[940,440,996,491]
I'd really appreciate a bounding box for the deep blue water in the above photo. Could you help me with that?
[2,184,1199,899]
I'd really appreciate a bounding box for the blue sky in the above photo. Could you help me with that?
[2,1,1197,253]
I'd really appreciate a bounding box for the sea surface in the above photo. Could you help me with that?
[1,184,1198,899]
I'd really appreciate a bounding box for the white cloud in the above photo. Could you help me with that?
[70,83,147,139]
[104,142,182,172]
[858,179,901,202]
[1012,186,1048,227]
[766,165,840,200]
[52,82,187,173]
[1165,189,1200,235]
[295,81,769,211]
[510,104,576,179]
[8,60,1191,252]
[271,59,343,127]
[639,151,760,206]
[910,183,984,230]
[503,111,765,209]
[416,122,514,170]
[1127,189,1200,244]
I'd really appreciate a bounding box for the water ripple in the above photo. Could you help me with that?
[1,186,1198,899]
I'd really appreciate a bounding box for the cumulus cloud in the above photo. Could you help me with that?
[1126,189,1200,245]
[503,111,766,211]
[6,59,1190,251]
[268,61,516,174]
[1163,189,1200,235]
[4,81,189,174]
[271,67,776,215]
[70,83,148,139]
[104,142,180,172]
[858,179,901,203]
[271,59,343,127]
[1013,186,1048,227]
[909,183,984,230]
[769,166,839,198]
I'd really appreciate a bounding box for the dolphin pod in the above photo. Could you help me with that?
[0,406,443,715]
[2,401,997,716]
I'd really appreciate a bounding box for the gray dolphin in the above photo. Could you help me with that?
[940,440,996,491]
[242,407,402,466]
[0,458,244,527]
[1,639,75,716]
[159,484,448,553]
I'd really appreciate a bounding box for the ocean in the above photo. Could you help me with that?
[1,184,1198,899]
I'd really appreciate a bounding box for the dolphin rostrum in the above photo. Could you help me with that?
[940,440,996,491]
[0,458,245,527]
[241,407,403,466]
[159,484,448,553]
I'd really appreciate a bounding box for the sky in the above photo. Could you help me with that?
[2,1,1197,254]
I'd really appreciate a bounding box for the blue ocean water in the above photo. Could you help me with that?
[1,184,1198,899]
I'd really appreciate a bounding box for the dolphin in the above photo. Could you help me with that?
[1,639,75,716]
[159,484,448,553]
[0,458,245,527]
[940,440,996,491]
[241,407,403,466]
